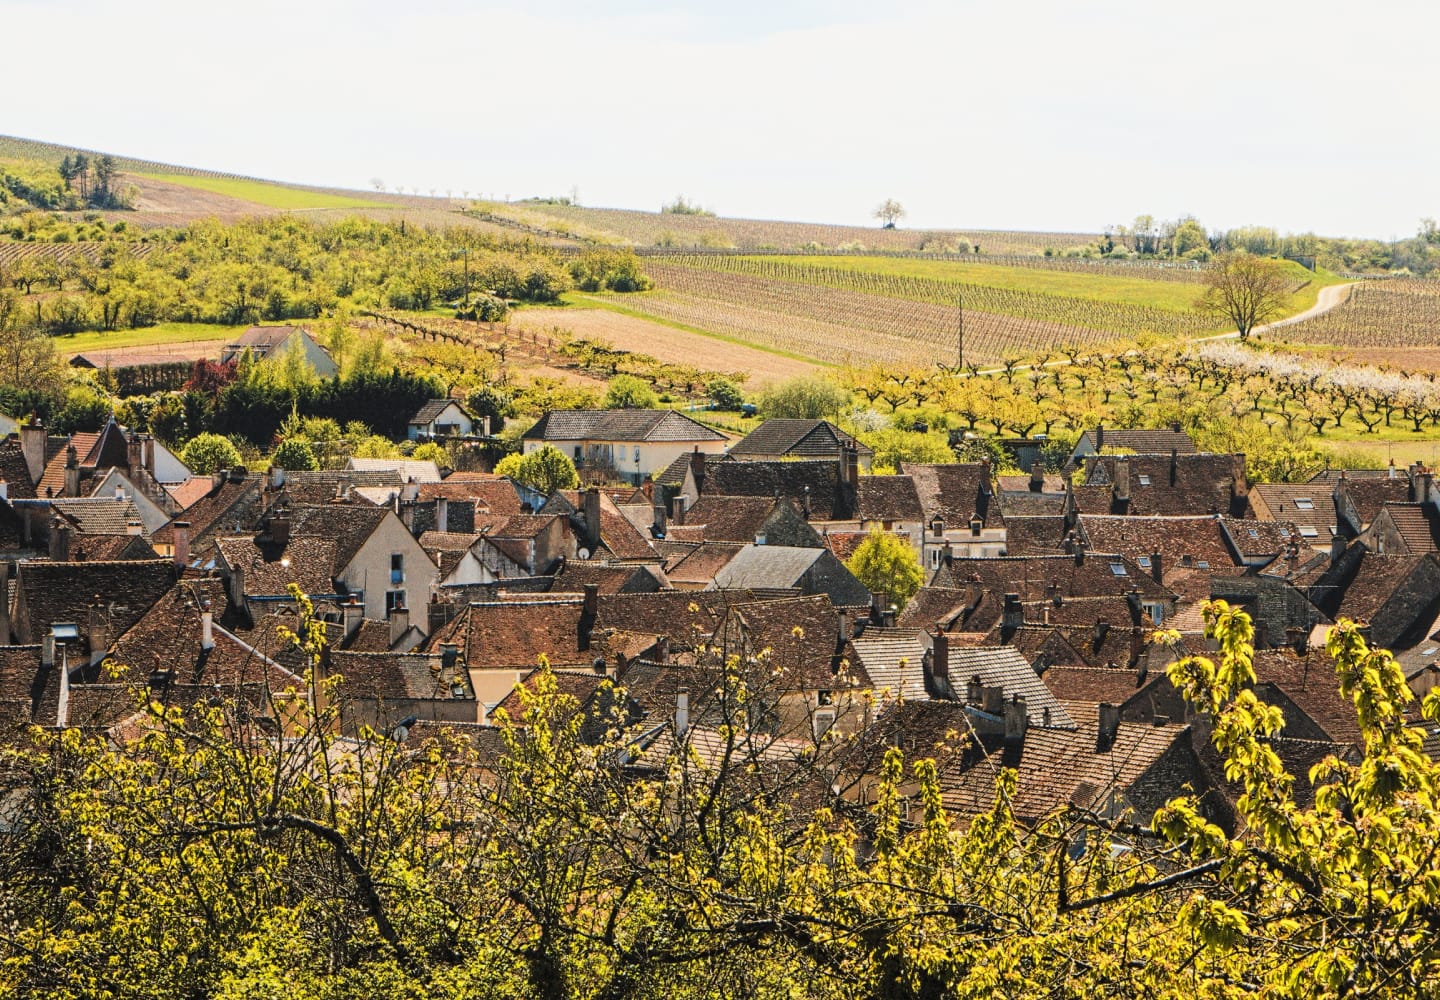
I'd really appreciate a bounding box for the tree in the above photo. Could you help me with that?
[410,441,449,466]
[755,376,849,420]
[706,376,745,411]
[858,427,954,474]
[1198,252,1292,340]
[272,439,319,471]
[873,198,905,229]
[602,374,658,409]
[845,529,923,612]
[179,432,244,473]
[498,444,579,494]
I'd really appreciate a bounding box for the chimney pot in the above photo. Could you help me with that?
[1003,694,1028,743]
[1098,702,1121,751]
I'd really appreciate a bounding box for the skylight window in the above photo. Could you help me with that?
[1137,556,1152,568]
[1294,498,1314,510]
[1248,528,1259,539]
[1137,474,1151,486]
[1299,526,1319,538]
[1109,563,1127,576]
[1196,560,1211,569]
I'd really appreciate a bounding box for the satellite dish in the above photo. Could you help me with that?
[577,547,591,560]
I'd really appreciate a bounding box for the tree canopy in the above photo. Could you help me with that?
[1198,251,1293,340]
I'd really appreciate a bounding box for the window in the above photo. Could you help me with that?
[813,708,837,739]
[385,590,406,614]
[1137,474,1151,486]
[390,553,404,585]
[1144,602,1165,625]
[1299,526,1319,538]
[1196,560,1210,569]
[1109,562,1127,576]
[1137,555,1151,568]
[1294,498,1314,510]
[1248,528,1259,539]
[574,446,582,460]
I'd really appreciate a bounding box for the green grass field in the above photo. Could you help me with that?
[54,322,242,355]
[137,173,391,211]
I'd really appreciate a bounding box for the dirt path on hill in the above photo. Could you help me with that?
[509,306,822,387]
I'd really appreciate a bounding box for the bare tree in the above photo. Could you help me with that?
[873,198,905,229]
[1198,252,1292,341]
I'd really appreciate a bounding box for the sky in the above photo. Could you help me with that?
[3,0,1437,239]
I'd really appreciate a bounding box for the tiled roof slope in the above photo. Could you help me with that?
[727,419,871,459]
[525,409,725,443]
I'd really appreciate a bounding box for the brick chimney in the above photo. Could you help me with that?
[929,630,950,690]
[341,595,363,639]
[981,685,1004,715]
[671,494,687,526]
[1094,424,1104,451]
[49,518,71,562]
[20,416,46,484]
[87,599,108,666]
[1029,460,1045,493]
[436,496,450,534]
[1001,592,1023,631]
[269,509,290,548]
[172,521,191,570]
[1169,448,1179,487]
[1112,458,1130,506]
[127,433,143,473]
[389,602,410,647]
[966,674,983,705]
[689,448,706,493]
[1150,551,1163,583]
[63,444,80,498]
[126,520,143,536]
[1097,702,1121,751]
[840,443,859,487]
[578,583,599,650]
[582,487,603,553]
[1003,694,1028,743]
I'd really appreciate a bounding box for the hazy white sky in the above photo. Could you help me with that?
[4,0,1436,239]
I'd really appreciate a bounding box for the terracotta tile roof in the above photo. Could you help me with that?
[856,475,924,521]
[419,530,480,552]
[52,497,148,536]
[37,433,98,496]
[900,462,998,526]
[411,398,469,425]
[288,505,390,570]
[1079,453,1246,517]
[728,419,871,459]
[1377,502,1440,553]
[341,620,395,652]
[68,535,157,562]
[14,559,178,655]
[1039,665,1151,705]
[1251,648,1370,746]
[0,646,55,742]
[700,457,856,521]
[0,437,36,498]
[549,492,656,560]
[550,562,664,594]
[664,541,745,587]
[931,554,1173,603]
[345,458,443,482]
[164,477,215,511]
[231,324,307,350]
[1075,427,1197,457]
[417,479,523,515]
[424,598,594,671]
[491,668,609,724]
[713,544,871,608]
[821,530,871,563]
[682,495,792,543]
[273,469,404,505]
[996,491,1067,518]
[524,409,725,443]
[897,587,974,631]
[1309,549,1438,630]
[329,650,474,702]
[1248,483,1340,541]
[1339,477,1412,530]
[949,646,1074,728]
[712,595,868,691]
[214,536,340,596]
[851,629,930,701]
[152,477,263,552]
[599,591,758,649]
[1077,514,1239,570]
[1221,517,1301,560]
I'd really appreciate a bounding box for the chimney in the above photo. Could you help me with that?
[942,539,953,565]
[389,602,410,647]
[652,500,666,537]
[578,583,599,650]
[20,416,46,484]
[126,520,143,537]
[1330,532,1346,567]
[200,600,215,651]
[675,686,690,738]
[143,436,155,474]
[689,449,706,493]
[268,464,285,490]
[1029,460,1045,493]
[1001,592,1023,631]
[929,630,950,689]
[1098,702,1121,751]
[840,443,859,487]
[1003,694,1028,743]
[1421,471,1436,506]
[653,635,669,664]
[1150,551,1163,583]
[582,487,603,553]
[269,510,290,548]
[42,631,56,669]
[0,561,9,645]
[172,521,191,570]
[981,685,1004,715]
[63,444,80,498]
[1389,459,1397,479]
[127,433,143,472]
[49,518,71,562]
[966,674,983,705]
[1169,448,1179,487]
[436,496,450,534]
[212,468,226,492]
[802,485,812,520]
[1093,618,1110,646]
[1113,458,1130,504]
[1073,538,1086,565]
[341,596,363,639]
[1095,424,1104,451]
[440,642,460,672]
[87,599,108,666]
[670,494,687,526]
